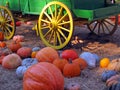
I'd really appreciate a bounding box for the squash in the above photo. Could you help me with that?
[61,49,78,60]
[0,32,4,41]
[106,75,120,90]
[101,70,117,82]
[107,58,120,72]
[100,58,110,68]
[23,62,64,90]
[36,47,59,63]
[73,58,88,70]
[13,35,24,42]
[8,41,22,52]
[17,47,32,58]
[2,53,22,69]
[53,58,68,73]
[64,82,81,90]
[16,65,29,79]
[63,59,81,77]
[22,58,38,67]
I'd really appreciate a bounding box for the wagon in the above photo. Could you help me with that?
[0,0,120,49]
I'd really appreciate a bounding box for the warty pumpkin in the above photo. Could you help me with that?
[107,58,120,72]
[35,47,59,63]
[23,62,64,90]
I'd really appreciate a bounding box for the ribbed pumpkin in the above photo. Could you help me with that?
[106,75,120,90]
[8,41,22,52]
[107,58,120,72]
[63,59,81,77]
[53,58,68,73]
[2,53,22,69]
[73,58,88,70]
[23,62,64,90]
[0,32,4,41]
[61,49,78,61]
[35,47,59,63]
[17,47,32,58]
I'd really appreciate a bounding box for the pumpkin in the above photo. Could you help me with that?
[64,82,81,90]
[100,58,110,68]
[13,35,24,42]
[35,47,59,63]
[0,41,6,48]
[107,58,120,72]
[106,75,120,90]
[22,58,38,67]
[73,58,88,70]
[101,70,117,82]
[31,51,38,58]
[2,53,22,69]
[16,65,29,79]
[0,32,4,41]
[23,62,64,90]
[80,52,98,68]
[0,55,5,64]
[61,49,78,60]
[8,41,22,52]
[32,47,40,52]
[53,58,68,73]
[63,59,81,77]
[17,47,32,58]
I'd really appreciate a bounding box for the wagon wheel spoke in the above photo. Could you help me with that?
[39,1,73,49]
[87,15,118,36]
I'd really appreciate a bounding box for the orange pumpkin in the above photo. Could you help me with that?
[23,62,64,90]
[17,47,32,58]
[63,59,81,77]
[73,58,88,70]
[8,41,22,52]
[2,53,22,69]
[36,47,59,63]
[0,41,6,48]
[53,58,68,73]
[0,32,4,41]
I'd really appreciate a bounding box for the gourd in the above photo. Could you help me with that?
[17,47,32,58]
[2,53,22,69]
[36,47,59,63]
[101,70,117,82]
[53,58,68,73]
[63,59,81,77]
[107,58,120,72]
[13,35,24,42]
[22,58,38,66]
[8,41,22,52]
[31,51,38,58]
[61,49,78,60]
[23,62,64,90]
[106,75,120,90]
[64,82,81,90]
[0,32,4,41]
[73,58,88,70]
[100,58,110,68]
[16,66,29,79]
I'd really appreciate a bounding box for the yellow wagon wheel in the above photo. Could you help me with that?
[87,15,118,36]
[0,6,15,40]
[38,1,73,49]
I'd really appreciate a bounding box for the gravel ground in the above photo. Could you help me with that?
[0,21,120,90]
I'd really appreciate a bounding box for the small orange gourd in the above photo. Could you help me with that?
[100,58,110,68]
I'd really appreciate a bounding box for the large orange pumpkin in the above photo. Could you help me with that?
[35,47,59,63]
[23,62,64,90]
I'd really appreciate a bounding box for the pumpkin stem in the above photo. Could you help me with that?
[68,58,72,64]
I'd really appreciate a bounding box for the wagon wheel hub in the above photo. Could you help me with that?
[0,17,6,27]
[50,19,58,30]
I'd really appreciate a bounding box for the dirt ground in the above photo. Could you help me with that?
[0,20,120,90]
